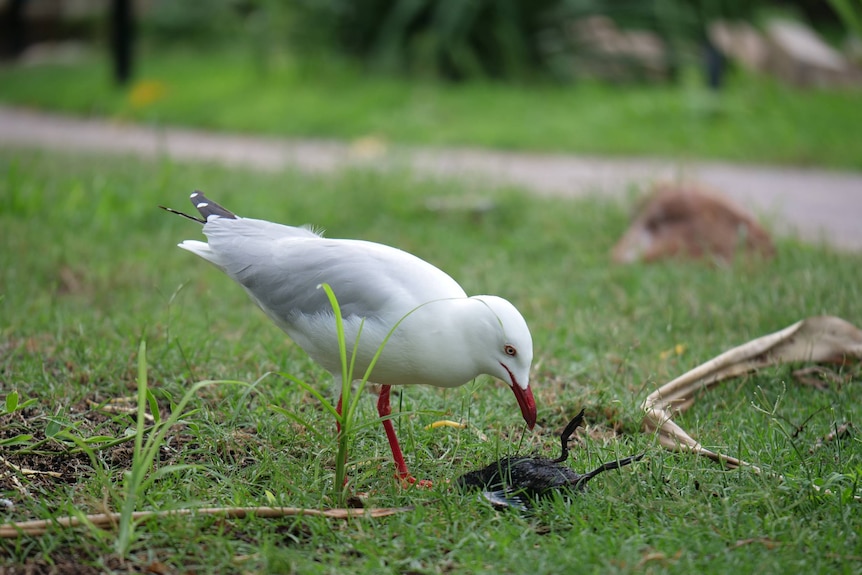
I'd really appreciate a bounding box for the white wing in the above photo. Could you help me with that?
[185,216,468,327]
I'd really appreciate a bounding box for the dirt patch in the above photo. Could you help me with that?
[0,552,176,575]
[0,390,278,503]
[0,394,185,497]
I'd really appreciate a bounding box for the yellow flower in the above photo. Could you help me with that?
[128,80,168,109]
[424,420,467,430]
[659,343,687,360]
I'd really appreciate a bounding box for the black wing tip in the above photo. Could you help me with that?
[189,190,237,220]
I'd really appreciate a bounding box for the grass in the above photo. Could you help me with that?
[1,48,862,170]
[1,148,861,573]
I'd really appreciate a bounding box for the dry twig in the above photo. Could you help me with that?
[0,505,413,538]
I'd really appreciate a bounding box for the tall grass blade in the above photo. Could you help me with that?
[114,340,245,556]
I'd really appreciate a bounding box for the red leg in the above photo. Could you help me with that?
[377,385,431,487]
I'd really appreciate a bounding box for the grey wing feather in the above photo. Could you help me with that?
[200,217,466,323]
[481,490,529,511]
[209,216,321,242]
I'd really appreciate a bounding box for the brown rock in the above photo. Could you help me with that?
[565,15,669,82]
[612,182,775,264]
[765,19,855,87]
[710,19,861,87]
[708,20,770,73]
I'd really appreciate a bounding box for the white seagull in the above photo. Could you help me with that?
[163,191,536,484]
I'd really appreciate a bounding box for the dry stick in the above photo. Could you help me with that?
[0,455,62,478]
[0,505,413,538]
[641,315,862,469]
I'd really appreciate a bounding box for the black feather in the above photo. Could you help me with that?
[458,410,644,508]
[160,191,238,224]
[189,190,237,220]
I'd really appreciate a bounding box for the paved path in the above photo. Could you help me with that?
[2,105,860,250]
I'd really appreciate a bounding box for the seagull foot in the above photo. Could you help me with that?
[397,474,433,489]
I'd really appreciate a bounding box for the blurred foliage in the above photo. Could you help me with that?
[539,0,752,82]
[138,0,850,82]
[280,0,715,81]
[141,0,240,44]
[285,0,557,80]
[826,0,862,37]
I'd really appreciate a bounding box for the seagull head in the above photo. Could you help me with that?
[472,295,536,429]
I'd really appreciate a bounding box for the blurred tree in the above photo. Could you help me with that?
[0,0,26,59]
[111,0,135,85]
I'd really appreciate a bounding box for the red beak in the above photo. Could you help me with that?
[510,383,537,430]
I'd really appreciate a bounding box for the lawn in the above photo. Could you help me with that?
[1,148,861,573]
[1,48,862,170]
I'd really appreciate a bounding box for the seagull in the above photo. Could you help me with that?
[162,191,536,485]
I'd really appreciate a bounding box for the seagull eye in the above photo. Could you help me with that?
[504,345,517,357]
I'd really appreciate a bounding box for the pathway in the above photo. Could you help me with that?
[1,105,859,249]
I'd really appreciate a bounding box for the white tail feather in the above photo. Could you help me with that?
[178,240,222,266]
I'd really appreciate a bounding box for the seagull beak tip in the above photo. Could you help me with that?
[511,383,537,430]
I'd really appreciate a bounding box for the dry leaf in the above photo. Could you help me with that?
[641,316,862,468]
